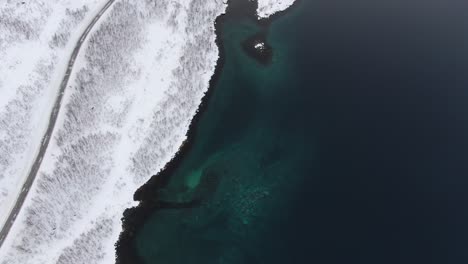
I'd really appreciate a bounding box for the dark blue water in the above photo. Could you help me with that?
[127,0,468,263]
[279,1,468,262]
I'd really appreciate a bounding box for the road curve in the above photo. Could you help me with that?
[0,0,116,248]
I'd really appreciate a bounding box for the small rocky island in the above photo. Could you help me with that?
[242,34,273,65]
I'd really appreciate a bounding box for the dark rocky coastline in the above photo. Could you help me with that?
[116,1,245,263]
[115,0,300,263]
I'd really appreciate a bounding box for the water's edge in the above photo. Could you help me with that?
[115,1,300,262]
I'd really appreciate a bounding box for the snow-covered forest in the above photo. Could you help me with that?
[0,0,107,231]
[0,0,296,263]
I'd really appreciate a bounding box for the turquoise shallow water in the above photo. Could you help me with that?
[132,5,309,263]
[127,0,468,263]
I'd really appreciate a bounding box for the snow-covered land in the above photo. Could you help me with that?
[256,0,297,18]
[0,0,296,263]
[0,0,108,232]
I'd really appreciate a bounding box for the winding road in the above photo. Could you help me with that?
[0,0,116,248]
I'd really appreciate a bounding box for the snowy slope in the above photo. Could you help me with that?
[0,0,296,263]
[0,0,108,231]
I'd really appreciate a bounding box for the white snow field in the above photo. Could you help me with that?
[257,0,297,18]
[0,0,296,263]
[0,0,108,233]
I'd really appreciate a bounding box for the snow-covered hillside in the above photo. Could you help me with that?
[0,0,108,231]
[0,0,296,263]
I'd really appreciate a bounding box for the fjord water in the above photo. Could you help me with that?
[134,0,468,263]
